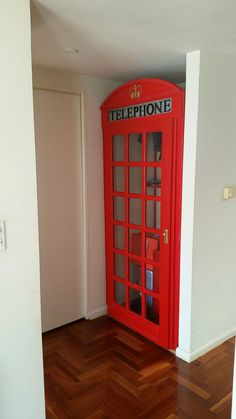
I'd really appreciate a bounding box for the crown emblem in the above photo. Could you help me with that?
[129,84,142,99]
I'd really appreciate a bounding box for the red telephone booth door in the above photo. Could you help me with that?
[101,79,184,349]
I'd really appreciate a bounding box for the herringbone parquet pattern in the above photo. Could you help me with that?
[43,316,234,419]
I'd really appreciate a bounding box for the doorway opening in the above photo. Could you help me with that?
[33,87,88,332]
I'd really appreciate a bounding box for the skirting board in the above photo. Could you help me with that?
[87,306,108,320]
[176,328,236,363]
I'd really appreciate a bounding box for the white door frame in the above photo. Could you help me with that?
[33,85,88,321]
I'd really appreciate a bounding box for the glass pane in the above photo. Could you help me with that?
[146,200,161,229]
[113,135,125,161]
[129,260,141,285]
[145,233,160,262]
[114,253,125,279]
[146,132,162,161]
[129,133,142,162]
[114,197,125,221]
[115,281,126,307]
[129,288,141,315]
[113,167,125,192]
[129,198,142,225]
[146,264,159,293]
[146,296,159,324]
[114,225,125,250]
[129,167,142,194]
[129,229,141,256]
[146,167,161,196]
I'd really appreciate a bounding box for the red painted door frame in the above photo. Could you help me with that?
[101,79,184,349]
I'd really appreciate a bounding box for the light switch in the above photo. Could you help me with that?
[0,221,6,251]
[223,187,236,200]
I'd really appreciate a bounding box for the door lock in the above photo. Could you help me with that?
[163,228,168,245]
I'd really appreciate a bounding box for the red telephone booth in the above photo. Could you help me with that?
[101,79,184,349]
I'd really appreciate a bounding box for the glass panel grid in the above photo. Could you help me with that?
[115,281,126,307]
[129,259,141,286]
[146,132,162,162]
[145,295,159,324]
[112,129,163,325]
[113,252,160,268]
[145,233,160,262]
[146,200,161,230]
[129,133,142,162]
[129,167,142,194]
[113,196,125,222]
[113,166,125,192]
[113,220,162,237]
[146,167,161,196]
[114,253,125,279]
[145,263,159,293]
[113,134,125,161]
[129,198,142,225]
[129,228,141,256]
[129,287,142,315]
[114,225,125,251]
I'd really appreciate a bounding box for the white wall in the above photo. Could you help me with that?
[178,50,236,362]
[232,342,236,419]
[33,66,121,318]
[177,51,200,360]
[0,2,45,419]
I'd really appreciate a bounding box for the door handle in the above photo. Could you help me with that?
[163,228,168,245]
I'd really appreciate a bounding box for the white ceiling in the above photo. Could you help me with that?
[31,0,236,83]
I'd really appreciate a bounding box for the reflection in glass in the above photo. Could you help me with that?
[114,225,125,250]
[115,281,126,307]
[129,260,141,285]
[146,295,159,324]
[114,253,125,279]
[113,135,125,161]
[145,264,159,293]
[146,167,161,196]
[145,233,160,262]
[146,132,162,161]
[114,197,125,221]
[129,288,141,315]
[113,167,125,192]
[129,229,141,256]
[129,133,142,162]
[129,198,142,225]
[146,200,161,229]
[129,167,142,194]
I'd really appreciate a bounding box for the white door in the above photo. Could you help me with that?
[33,89,85,332]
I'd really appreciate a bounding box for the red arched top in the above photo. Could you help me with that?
[101,78,184,127]
[101,78,183,110]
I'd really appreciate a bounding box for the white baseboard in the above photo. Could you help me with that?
[87,306,108,320]
[176,347,192,363]
[176,328,236,363]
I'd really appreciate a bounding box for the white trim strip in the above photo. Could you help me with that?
[87,306,108,320]
[176,327,236,363]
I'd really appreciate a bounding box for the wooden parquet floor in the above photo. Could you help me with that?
[43,316,235,419]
